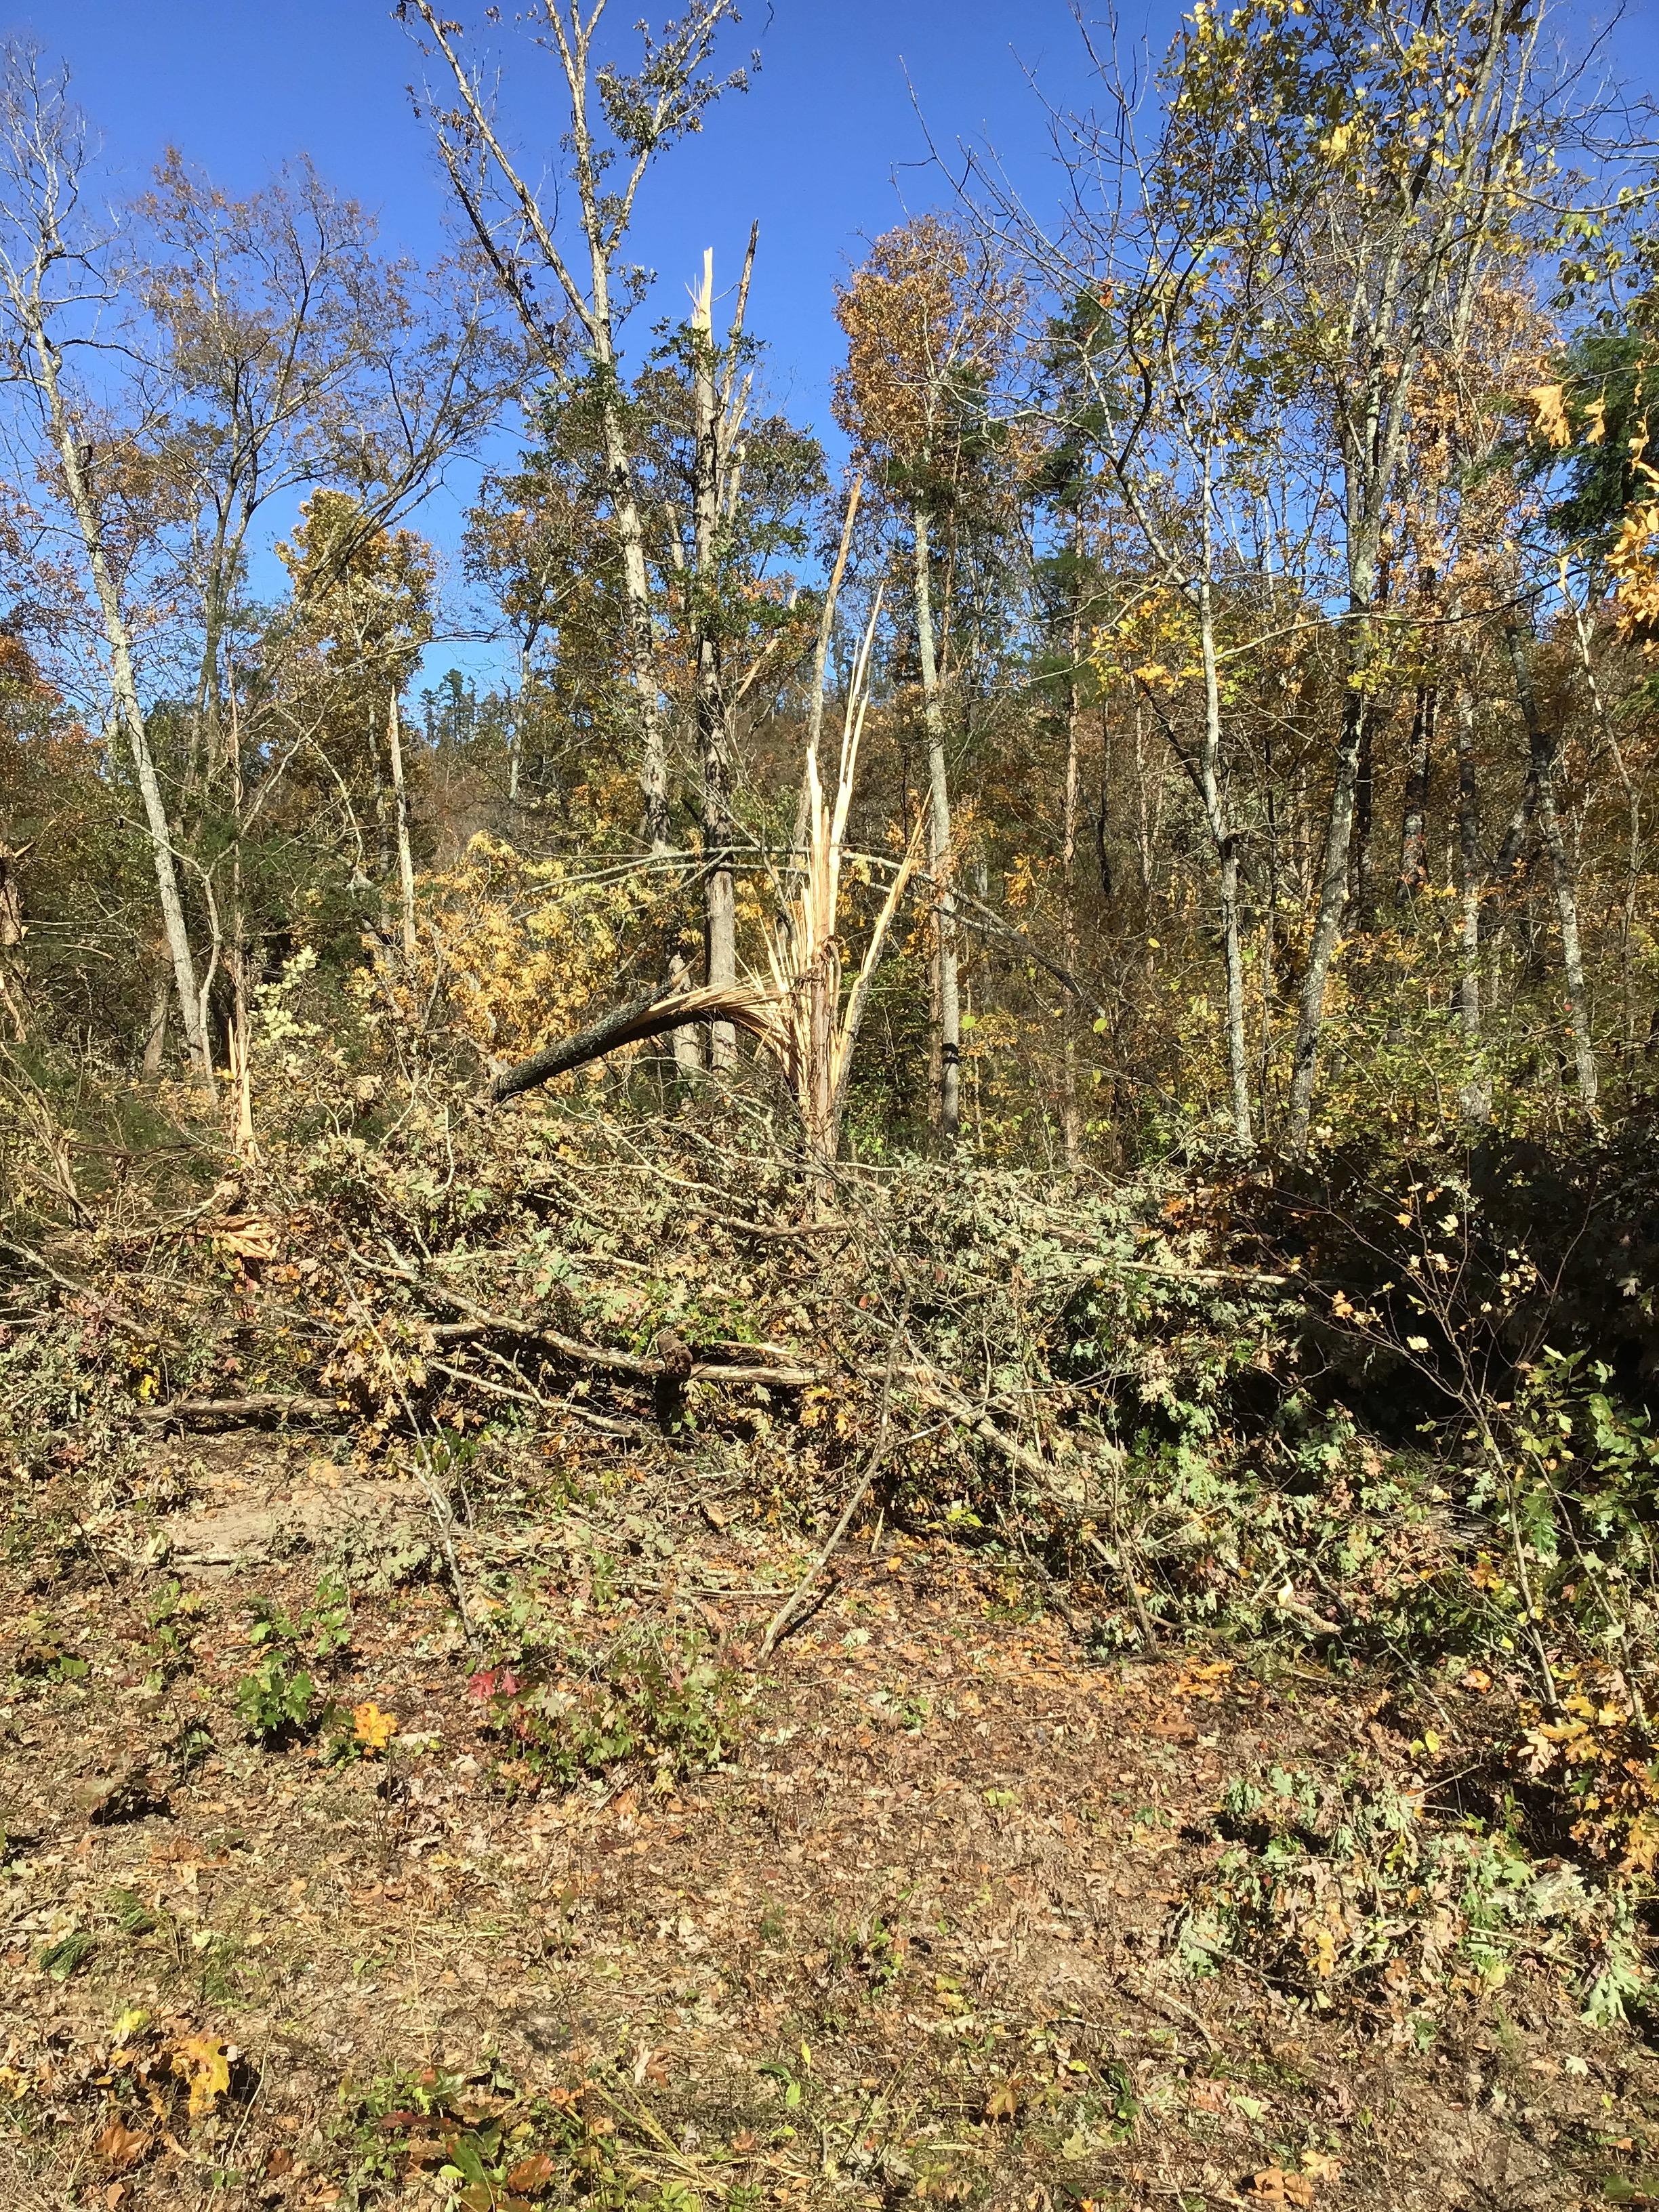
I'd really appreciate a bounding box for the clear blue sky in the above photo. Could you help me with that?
[17,0,1657,684]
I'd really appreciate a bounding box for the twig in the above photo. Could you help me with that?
[760,1326,907,1659]
[426,1355,647,1440]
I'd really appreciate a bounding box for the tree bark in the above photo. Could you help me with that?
[491,975,775,1103]
[1454,674,1490,1122]
[1397,680,1436,899]
[1195,547,1252,1150]
[1286,655,1369,1153]
[1061,539,1084,1169]
[691,248,736,1068]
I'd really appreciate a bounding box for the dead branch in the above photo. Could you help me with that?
[388,1267,821,1389]
[134,1393,339,1427]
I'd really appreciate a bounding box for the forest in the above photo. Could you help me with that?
[5,0,1659,2205]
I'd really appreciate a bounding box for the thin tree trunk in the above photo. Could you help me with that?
[386,692,419,967]
[1061,524,1084,1168]
[142,957,170,1078]
[1352,713,1376,922]
[1568,587,1641,1060]
[1286,665,1369,1154]
[1454,675,1490,1122]
[1195,474,1252,1150]
[1398,680,1436,898]
[691,249,736,1069]
[913,505,959,1142]
[29,327,211,1088]
[1504,626,1597,1118]
[510,641,527,809]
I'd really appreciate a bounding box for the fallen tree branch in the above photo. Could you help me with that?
[134,1393,339,1428]
[490,979,781,1103]
[396,1271,820,1389]
[426,1354,648,1440]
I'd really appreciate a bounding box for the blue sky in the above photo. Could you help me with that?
[18,0,1658,688]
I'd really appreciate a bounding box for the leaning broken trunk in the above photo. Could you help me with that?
[489,487,926,1182]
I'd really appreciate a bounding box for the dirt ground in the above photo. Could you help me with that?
[3,1429,1656,2211]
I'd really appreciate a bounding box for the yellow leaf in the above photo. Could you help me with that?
[352,1702,398,1755]
[1526,382,1572,450]
[171,2034,230,2119]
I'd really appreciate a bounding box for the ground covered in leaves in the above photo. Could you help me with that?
[4,1427,1658,2212]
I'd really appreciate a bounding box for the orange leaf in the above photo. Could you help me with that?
[1252,2170,1316,2207]
[506,2152,558,2195]
[96,2119,150,2171]
[353,1702,398,1754]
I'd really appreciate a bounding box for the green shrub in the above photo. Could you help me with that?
[234,1652,319,1742]
[470,1616,737,1788]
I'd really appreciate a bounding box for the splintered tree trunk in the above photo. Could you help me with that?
[913,505,960,1141]
[1504,626,1598,1119]
[386,693,419,968]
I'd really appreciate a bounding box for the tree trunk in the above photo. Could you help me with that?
[30,325,211,1089]
[691,249,736,1069]
[1061,560,1084,1169]
[386,691,419,967]
[913,506,959,1141]
[1286,665,1368,1154]
[1397,680,1436,899]
[1454,675,1490,1122]
[1504,626,1597,1119]
[1196,538,1252,1151]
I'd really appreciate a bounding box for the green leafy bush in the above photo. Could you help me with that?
[470,1615,737,1788]
[234,1652,319,1742]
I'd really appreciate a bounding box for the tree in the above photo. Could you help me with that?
[1162,0,1574,1152]
[398,0,752,857]
[277,491,435,965]
[0,45,212,1084]
[834,214,1021,1141]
